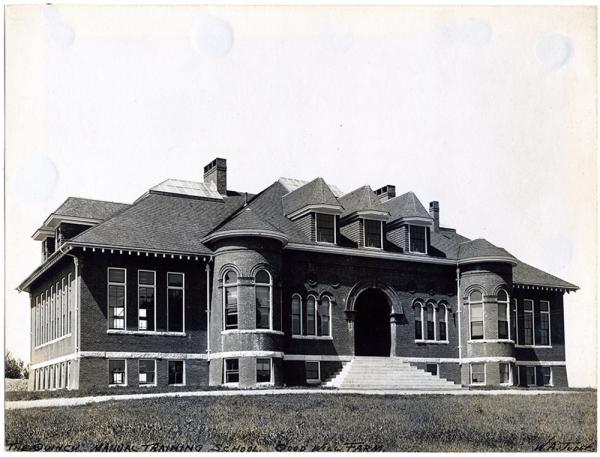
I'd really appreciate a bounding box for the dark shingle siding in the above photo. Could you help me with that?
[340,219,362,246]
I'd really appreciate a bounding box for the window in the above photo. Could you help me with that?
[255,270,272,329]
[224,359,239,384]
[522,299,534,345]
[537,301,551,346]
[61,278,67,336]
[438,304,448,341]
[35,296,40,347]
[167,273,184,332]
[469,290,484,340]
[539,366,552,386]
[318,296,331,337]
[256,358,272,384]
[409,225,427,253]
[138,360,156,386]
[108,359,126,386]
[470,363,485,385]
[426,304,435,340]
[138,271,155,331]
[499,363,511,385]
[67,273,72,334]
[425,364,438,376]
[364,219,382,248]
[223,270,238,330]
[306,295,317,335]
[305,361,320,383]
[108,268,126,330]
[316,213,335,244]
[511,298,518,343]
[291,294,302,335]
[45,291,49,343]
[497,290,509,340]
[525,366,536,386]
[50,285,55,340]
[168,360,185,385]
[414,303,423,340]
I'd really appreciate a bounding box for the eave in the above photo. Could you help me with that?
[202,230,289,245]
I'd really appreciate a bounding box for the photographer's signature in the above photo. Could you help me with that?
[534,438,596,452]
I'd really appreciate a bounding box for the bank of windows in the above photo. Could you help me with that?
[469,363,515,386]
[414,301,448,342]
[518,366,553,387]
[107,268,185,333]
[468,289,516,342]
[516,299,551,347]
[107,359,184,387]
[408,225,427,254]
[316,213,336,244]
[33,274,73,348]
[363,219,383,249]
[291,294,332,338]
[32,361,71,391]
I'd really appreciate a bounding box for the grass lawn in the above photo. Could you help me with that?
[5,392,597,452]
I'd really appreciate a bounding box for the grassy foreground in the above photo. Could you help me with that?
[5,392,597,452]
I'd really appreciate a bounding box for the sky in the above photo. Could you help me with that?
[5,5,597,386]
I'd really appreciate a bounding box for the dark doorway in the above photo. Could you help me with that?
[354,289,391,356]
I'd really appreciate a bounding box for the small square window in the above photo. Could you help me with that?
[306,361,320,383]
[425,364,438,376]
[109,360,126,386]
[108,268,125,283]
[168,361,184,385]
[168,273,184,288]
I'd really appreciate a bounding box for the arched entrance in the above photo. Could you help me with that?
[354,289,391,356]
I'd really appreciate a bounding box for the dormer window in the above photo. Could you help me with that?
[409,225,427,254]
[316,213,336,244]
[364,219,383,249]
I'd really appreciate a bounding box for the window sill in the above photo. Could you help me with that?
[316,241,336,246]
[168,383,186,387]
[306,379,321,385]
[221,329,284,336]
[109,384,128,388]
[292,335,333,340]
[360,246,383,251]
[107,330,187,337]
[414,340,449,345]
[223,382,239,388]
[256,382,275,387]
[407,251,428,255]
[34,333,72,349]
[468,339,515,344]
[139,383,157,388]
[470,382,486,386]
[515,344,552,348]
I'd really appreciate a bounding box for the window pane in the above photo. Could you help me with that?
[138,287,154,331]
[438,321,447,341]
[109,269,125,283]
[292,296,301,335]
[225,359,239,383]
[168,273,183,288]
[318,298,331,337]
[415,308,422,340]
[471,303,483,320]
[470,290,482,302]
[168,289,184,332]
[139,360,155,385]
[316,214,335,243]
[523,313,533,345]
[109,360,126,385]
[306,296,316,335]
[224,270,238,284]
[409,225,426,253]
[497,290,508,302]
[306,361,319,380]
[138,271,154,285]
[542,367,551,386]
[499,363,510,384]
[523,300,533,311]
[364,220,382,248]
[471,322,483,339]
[255,270,270,284]
[471,363,485,383]
[256,358,271,383]
[538,313,550,346]
[168,361,184,385]
[256,285,270,329]
[426,364,438,376]
[540,301,550,312]
[526,366,535,386]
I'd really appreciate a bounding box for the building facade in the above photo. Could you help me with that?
[18,158,578,391]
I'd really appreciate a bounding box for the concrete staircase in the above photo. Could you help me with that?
[323,357,461,390]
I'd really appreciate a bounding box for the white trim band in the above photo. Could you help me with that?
[106,330,186,337]
[209,351,284,360]
[80,351,208,360]
[515,360,566,366]
[29,353,78,370]
[221,330,285,336]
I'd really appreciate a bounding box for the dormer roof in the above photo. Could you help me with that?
[203,206,288,245]
[339,185,389,220]
[282,177,343,218]
[383,191,433,224]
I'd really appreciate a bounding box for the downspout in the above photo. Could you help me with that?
[205,260,212,357]
[456,265,462,366]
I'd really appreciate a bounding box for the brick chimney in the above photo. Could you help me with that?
[374,185,396,202]
[429,201,440,232]
[204,158,227,195]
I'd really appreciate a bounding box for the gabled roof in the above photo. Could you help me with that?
[51,197,130,222]
[70,193,246,255]
[458,238,517,265]
[339,186,389,219]
[383,191,432,222]
[513,260,578,290]
[281,177,342,217]
[279,177,344,198]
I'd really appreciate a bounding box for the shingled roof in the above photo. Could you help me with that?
[282,177,342,216]
[513,260,578,290]
[204,206,287,243]
[339,186,389,219]
[458,238,517,264]
[383,191,432,222]
[51,197,130,221]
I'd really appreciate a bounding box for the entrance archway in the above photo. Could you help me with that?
[354,288,391,356]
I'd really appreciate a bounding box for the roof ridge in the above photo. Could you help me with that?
[58,196,131,207]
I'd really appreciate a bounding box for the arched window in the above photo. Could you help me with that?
[497,290,509,340]
[438,303,448,341]
[426,303,435,340]
[306,295,317,336]
[255,270,272,329]
[223,270,238,330]
[291,294,302,335]
[318,296,331,337]
[414,301,424,340]
[469,290,484,340]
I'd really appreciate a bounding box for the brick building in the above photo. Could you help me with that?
[18,158,578,391]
